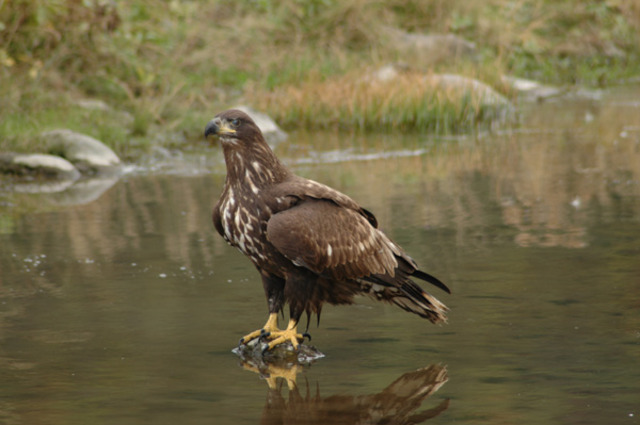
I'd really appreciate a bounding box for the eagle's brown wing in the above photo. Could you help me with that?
[266,197,448,323]
[267,198,399,279]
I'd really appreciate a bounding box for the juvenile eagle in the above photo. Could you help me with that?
[205,109,449,351]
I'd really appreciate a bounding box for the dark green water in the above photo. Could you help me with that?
[1,88,639,424]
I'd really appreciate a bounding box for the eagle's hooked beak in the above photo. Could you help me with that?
[204,117,236,139]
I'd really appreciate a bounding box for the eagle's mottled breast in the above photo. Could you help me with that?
[216,164,293,275]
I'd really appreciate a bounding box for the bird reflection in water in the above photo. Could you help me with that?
[235,344,449,424]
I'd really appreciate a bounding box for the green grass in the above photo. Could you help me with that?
[0,84,148,158]
[1,0,639,155]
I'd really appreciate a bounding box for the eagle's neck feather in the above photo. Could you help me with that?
[222,135,289,191]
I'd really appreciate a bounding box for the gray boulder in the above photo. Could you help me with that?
[366,66,509,108]
[425,73,516,123]
[42,129,122,175]
[0,153,80,181]
[426,74,512,107]
[364,67,515,124]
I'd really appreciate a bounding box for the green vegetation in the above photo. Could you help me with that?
[1,0,639,154]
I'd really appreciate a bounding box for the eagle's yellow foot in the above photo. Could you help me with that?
[262,319,309,352]
[239,313,280,345]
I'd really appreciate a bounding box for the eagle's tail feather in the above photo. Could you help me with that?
[394,279,448,324]
[360,277,448,324]
[413,269,451,294]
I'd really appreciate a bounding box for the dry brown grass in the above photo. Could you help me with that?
[618,0,640,28]
[248,70,511,132]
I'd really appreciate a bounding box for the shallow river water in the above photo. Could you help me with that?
[1,87,639,424]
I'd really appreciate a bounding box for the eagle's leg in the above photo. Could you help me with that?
[239,273,286,345]
[239,312,280,345]
[263,318,306,351]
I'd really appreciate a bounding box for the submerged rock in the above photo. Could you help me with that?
[1,130,123,200]
[232,105,288,145]
[501,75,564,101]
[232,337,325,367]
[0,153,80,181]
[42,129,122,175]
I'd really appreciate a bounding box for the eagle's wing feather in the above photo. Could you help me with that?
[267,198,398,279]
[267,197,448,323]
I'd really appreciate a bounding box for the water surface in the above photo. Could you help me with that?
[1,87,639,424]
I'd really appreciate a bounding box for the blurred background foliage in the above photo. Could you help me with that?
[0,0,639,153]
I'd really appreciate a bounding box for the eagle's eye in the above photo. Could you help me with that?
[231,118,240,127]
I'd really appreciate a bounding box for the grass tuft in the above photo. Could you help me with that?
[250,71,512,132]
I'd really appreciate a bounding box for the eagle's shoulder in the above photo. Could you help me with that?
[268,175,378,228]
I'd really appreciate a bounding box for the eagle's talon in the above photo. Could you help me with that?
[302,332,312,342]
[258,332,271,343]
[239,313,280,346]
[253,318,305,352]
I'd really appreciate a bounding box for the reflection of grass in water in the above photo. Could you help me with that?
[287,99,640,250]
[0,212,15,234]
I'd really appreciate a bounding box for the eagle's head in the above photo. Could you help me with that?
[204,109,262,147]
[204,109,289,184]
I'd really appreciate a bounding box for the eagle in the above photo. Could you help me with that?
[205,109,449,352]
